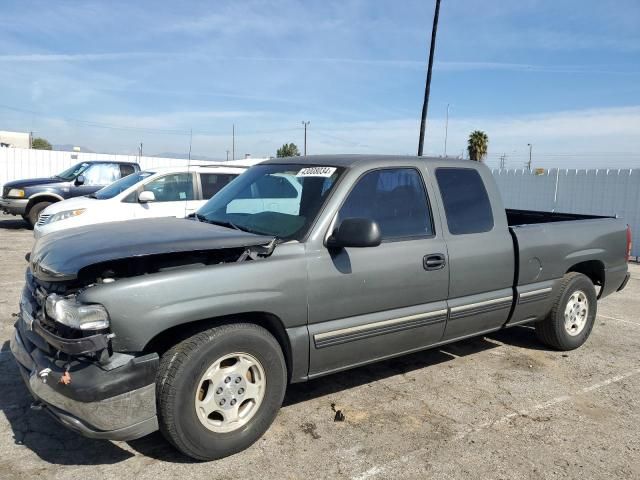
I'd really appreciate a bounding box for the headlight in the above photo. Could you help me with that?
[46,208,86,224]
[8,188,25,198]
[45,294,110,330]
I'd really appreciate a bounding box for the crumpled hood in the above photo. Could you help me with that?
[30,217,275,281]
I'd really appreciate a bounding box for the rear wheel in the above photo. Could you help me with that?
[156,323,287,460]
[535,272,597,350]
[27,201,52,228]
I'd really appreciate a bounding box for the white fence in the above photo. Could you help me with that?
[0,147,208,188]
[492,168,640,257]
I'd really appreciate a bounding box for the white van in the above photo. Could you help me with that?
[34,162,258,239]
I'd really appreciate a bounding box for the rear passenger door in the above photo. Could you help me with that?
[433,167,515,340]
[307,167,449,376]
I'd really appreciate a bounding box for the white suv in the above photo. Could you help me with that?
[34,162,259,239]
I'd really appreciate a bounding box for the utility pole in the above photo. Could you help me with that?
[527,143,532,171]
[500,153,506,170]
[444,103,450,157]
[139,142,143,158]
[226,150,229,161]
[417,0,442,157]
[301,121,310,156]
[232,124,235,161]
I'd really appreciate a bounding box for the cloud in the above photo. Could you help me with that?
[0,52,166,62]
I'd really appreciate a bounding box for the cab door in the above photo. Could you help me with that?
[306,166,449,376]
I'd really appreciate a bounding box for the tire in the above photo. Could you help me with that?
[535,272,597,351]
[27,201,52,228]
[156,323,287,460]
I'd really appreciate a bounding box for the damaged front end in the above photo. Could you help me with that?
[11,267,160,440]
[12,217,277,441]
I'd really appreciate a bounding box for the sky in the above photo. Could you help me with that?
[1,0,639,169]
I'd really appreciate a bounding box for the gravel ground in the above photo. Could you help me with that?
[0,213,638,480]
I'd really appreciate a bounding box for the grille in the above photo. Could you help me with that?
[36,214,51,226]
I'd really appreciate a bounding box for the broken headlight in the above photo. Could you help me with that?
[45,294,110,330]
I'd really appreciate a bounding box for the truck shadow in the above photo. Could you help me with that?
[283,335,502,407]
[2,327,547,465]
[0,341,136,466]
[0,215,29,230]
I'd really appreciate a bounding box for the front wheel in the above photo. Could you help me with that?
[27,201,52,228]
[156,323,287,460]
[535,272,597,351]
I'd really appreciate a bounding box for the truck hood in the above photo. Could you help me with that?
[3,177,64,189]
[30,217,275,281]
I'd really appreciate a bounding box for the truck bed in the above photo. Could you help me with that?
[506,208,612,226]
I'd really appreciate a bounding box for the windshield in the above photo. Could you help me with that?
[197,164,344,240]
[56,162,91,181]
[93,171,155,199]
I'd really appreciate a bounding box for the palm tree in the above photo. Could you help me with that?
[467,130,488,162]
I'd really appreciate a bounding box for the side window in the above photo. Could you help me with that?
[119,164,136,177]
[435,168,494,235]
[200,173,237,199]
[83,163,120,185]
[143,173,194,202]
[337,168,433,240]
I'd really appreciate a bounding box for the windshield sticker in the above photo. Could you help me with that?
[296,166,337,178]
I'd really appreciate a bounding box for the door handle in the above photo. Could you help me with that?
[423,253,446,271]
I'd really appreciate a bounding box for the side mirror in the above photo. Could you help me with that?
[74,175,85,186]
[327,217,382,249]
[138,190,156,203]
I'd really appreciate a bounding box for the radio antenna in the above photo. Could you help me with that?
[185,128,193,218]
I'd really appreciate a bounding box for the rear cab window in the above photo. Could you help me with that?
[435,167,494,235]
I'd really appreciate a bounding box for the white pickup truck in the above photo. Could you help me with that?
[33,162,261,238]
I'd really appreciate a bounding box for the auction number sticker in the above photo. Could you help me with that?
[296,166,337,178]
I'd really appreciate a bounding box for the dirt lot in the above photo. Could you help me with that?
[0,212,638,479]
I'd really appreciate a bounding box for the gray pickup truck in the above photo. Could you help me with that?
[11,155,631,460]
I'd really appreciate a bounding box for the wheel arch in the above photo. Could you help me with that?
[143,311,295,382]
[566,260,605,295]
[26,193,63,212]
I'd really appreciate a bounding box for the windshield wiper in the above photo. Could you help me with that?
[86,193,97,199]
[200,217,242,231]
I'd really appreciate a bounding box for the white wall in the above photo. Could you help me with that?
[0,147,267,188]
[492,168,640,257]
[0,131,31,149]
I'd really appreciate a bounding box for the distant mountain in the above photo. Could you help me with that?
[153,152,223,162]
[53,144,95,153]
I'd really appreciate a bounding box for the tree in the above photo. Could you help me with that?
[467,130,488,162]
[276,143,300,157]
[32,137,52,150]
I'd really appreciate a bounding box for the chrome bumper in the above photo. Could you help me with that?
[0,198,28,215]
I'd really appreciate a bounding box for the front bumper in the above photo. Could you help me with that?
[0,198,28,215]
[10,321,159,441]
